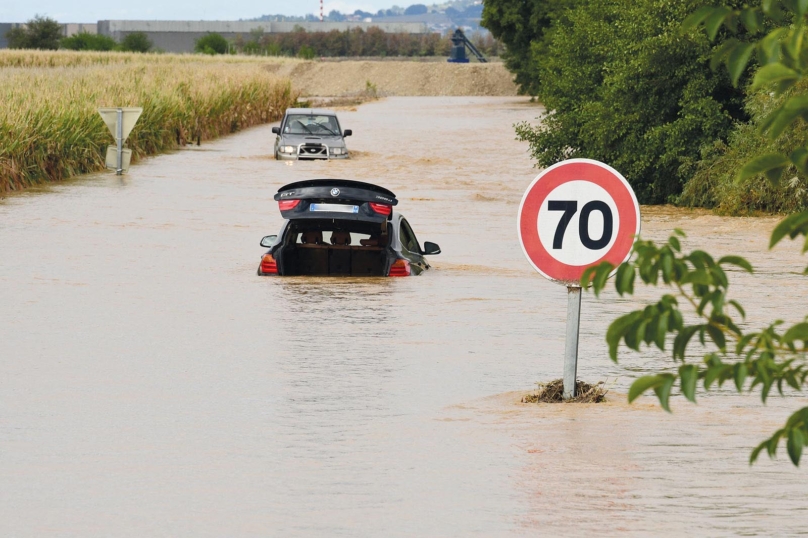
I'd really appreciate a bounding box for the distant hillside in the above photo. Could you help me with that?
[254,0,484,31]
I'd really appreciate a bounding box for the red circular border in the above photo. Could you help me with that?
[518,159,639,283]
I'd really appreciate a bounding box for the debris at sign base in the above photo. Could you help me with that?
[522,379,608,404]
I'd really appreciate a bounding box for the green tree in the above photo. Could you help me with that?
[515,0,749,204]
[60,32,117,51]
[6,15,61,50]
[194,33,228,55]
[481,0,580,95]
[583,1,808,466]
[120,32,153,52]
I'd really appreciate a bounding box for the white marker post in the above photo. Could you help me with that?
[98,107,142,175]
[518,159,641,399]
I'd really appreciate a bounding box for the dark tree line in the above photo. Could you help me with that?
[231,27,501,58]
[6,15,152,52]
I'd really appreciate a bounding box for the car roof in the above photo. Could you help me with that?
[283,108,338,116]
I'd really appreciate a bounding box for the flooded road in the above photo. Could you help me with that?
[1,97,807,536]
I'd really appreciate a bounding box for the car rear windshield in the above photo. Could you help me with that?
[286,219,389,247]
[283,114,341,136]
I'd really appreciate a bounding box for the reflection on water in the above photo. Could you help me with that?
[1,97,807,536]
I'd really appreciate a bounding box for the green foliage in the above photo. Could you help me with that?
[120,32,153,53]
[297,44,316,59]
[481,0,580,95]
[684,3,808,186]
[515,0,749,204]
[60,32,117,51]
[195,33,228,55]
[6,15,62,50]
[679,2,808,213]
[679,86,808,213]
[582,229,808,465]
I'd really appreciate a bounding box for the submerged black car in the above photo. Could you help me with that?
[258,179,440,277]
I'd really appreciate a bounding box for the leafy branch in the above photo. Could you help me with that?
[685,1,808,185]
[582,230,808,465]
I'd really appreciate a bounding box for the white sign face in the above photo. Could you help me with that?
[536,180,620,267]
[518,159,641,285]
[98,107,143,141]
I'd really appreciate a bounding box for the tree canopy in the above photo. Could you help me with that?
[514,0,749,204]
[481,0,580,95]
[6,15,61,50]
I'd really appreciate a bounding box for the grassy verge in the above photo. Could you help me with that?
[0,51,299,192]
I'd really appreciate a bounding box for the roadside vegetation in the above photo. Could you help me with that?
[5,15,499,59]
[227,26,500,58]
[572,2,808,467]
[482,0,807,213]
[0,52,297,192]
[6,16,154,53]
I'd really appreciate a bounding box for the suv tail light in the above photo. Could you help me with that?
[260,253,278,274]
[388,259,410,277]
[278,199,301,211]
[369,203,392,216]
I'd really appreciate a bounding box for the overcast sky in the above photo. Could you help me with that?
[0,0,400,23]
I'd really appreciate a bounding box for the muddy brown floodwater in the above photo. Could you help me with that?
[1,97,807,536]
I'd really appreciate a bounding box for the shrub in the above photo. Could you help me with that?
[120,32,153,53]
[60,32,118,51]
[195,33,228,55]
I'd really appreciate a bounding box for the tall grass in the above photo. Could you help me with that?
[0,51,299,192]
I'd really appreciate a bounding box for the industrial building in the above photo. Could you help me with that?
[0,20,428,52]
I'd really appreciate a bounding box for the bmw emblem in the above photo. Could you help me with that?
[330,188,340,197]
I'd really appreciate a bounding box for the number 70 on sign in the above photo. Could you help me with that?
[518,159,641,286]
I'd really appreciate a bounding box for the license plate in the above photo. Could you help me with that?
[309,203,359,213]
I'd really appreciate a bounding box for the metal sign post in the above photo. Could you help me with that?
[98,107,142,174]
[517,159,641,400]
[116,108,123,175]
[563,286,582,398]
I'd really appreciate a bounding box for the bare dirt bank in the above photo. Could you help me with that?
[264,59,517,97]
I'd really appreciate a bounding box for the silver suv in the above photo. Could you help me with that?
[272,108,352,161]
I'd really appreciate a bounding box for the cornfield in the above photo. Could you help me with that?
[0,51,300,192]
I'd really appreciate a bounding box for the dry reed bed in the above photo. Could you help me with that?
[0,52,298,192]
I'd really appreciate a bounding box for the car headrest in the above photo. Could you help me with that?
[301,230,322,244]
[331,231,351,245]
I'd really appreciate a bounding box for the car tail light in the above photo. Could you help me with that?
[369,203,392,216]
[261,253,278,274]
[388,259,410,277]
[278,199,301,211]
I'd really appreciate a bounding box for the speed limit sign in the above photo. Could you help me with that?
[518,158,640,285]
[518,158,640,399]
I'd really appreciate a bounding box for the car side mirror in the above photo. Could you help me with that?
[271,127,280,135]
[423,241,441,255]
[260,235,278,248]
[343,129,352,137]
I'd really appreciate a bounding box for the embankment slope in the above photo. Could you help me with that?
[266,60,517,97]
